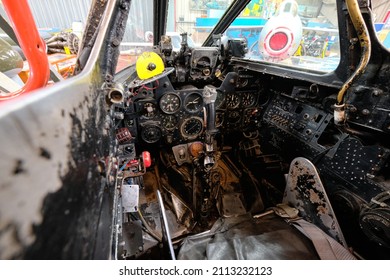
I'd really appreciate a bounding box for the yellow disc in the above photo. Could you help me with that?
[136,52,165,80]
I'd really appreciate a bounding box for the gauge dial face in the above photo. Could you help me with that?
[159,92,181,114]
[243,108,260,125]
[258,91,270,106]
[180,117,204,140]
[241,92,256,107]
[141,125,161,143]
[161,114,178,130]
[237,78,249,88]
[142,102,157,118]
[216,111,224,127]
[226,92,240,109]
[184,92,203,113]
[227,111,241,124]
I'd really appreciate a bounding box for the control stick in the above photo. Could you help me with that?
[202,85,218,169]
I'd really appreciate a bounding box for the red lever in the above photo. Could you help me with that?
[142,151,152,168]
[1,0,50,100]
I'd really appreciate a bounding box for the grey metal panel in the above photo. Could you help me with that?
[373,0,390,23]
[27,0,153,50]
[28,0,92,30]
[123,0,154,42]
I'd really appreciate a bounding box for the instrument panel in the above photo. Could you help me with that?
[217,90,263,132]
[127,78,207,145]
[124,75,264,145]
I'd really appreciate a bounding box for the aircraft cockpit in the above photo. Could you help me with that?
[0,0,389,260]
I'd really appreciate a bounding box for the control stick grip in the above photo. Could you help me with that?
[207,102,216,132]
[202,85,218,135]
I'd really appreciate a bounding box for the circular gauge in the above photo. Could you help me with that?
[184,92,203,113]
[258,91,270,106]
[161,114,178,130]
[216,111,224,127]
[243,108,260,125]
[241,92,256,107]
[159,92,181,114]
[227,111,241,124]
[215,90,225,109]
[142,102,157,118]
[226,92,240,109]
[180,117,204,140]
[237,78,249,88]
[141,125,161,143]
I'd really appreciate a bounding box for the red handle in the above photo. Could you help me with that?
[142,151,152,168]
[1,0,50,100]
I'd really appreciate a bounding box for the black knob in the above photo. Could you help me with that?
[148,63,156,71]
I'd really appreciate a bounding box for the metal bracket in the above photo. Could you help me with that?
[121,184,139,213]
[283,157,348,247]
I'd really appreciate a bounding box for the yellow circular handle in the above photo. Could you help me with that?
[136,52,165,80]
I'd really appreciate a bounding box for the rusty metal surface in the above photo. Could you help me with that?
[171,193,194,229]
[283,157,347,246]
[220,193,246,217]
[122,220,143,258]
[77,0,108,51]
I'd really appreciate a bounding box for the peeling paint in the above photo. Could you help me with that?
[283,157,347,246]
